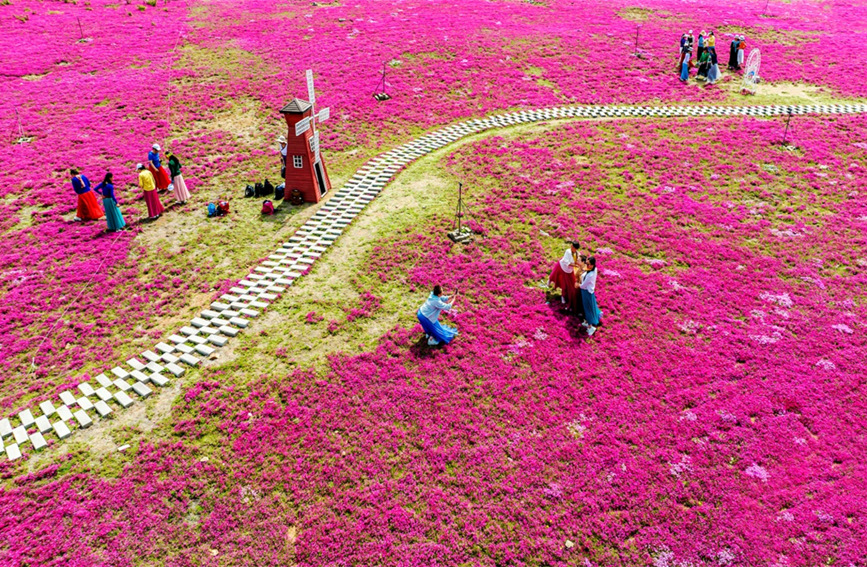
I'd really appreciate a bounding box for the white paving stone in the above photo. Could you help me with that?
[35,415,52,433]
[150,374,170,387]
[165,363,185,377]
[59,391,77,406]
[30,432,47,451]
[114,391,134,408]
[5,443,21,461]
[141,351,161,363]
[53,420,71,440]
[76,397,94,411]
[39,400,57,416]
[56,405,74,422]
[195,344,215,356]
[18,409,35,428]
[78,383,95,397]
[94,401,112,417]
[74,410,93,428]
[0,418,11,438]
[131,382,153,398]
[12,426,28,445]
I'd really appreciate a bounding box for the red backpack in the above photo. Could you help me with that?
[261,200,275,215]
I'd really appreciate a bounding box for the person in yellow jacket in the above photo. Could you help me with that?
[137,163,164,219]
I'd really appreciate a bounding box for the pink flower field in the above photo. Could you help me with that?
[2,0,867,565]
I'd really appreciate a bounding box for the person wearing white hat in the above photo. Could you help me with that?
[277,135,288,178]
[147,143,172,192]
[737,35,746,68]
[137,163,164,219]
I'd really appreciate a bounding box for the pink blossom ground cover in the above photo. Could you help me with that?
[2,113,866,565]
[3,0,867,406]
[2,0,867,564]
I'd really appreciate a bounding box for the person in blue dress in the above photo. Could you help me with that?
[579,256,602,337]
[417,285,459,346]
[93,172,126,232]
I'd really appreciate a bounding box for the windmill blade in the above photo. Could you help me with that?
[306,69,316,104]
[295,117,311,136]
[317,107,330,122]
[314,146,321,164]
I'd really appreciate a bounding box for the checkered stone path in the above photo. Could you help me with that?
[2,102,864,461]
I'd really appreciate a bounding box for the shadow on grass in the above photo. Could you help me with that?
[257,199,310,224]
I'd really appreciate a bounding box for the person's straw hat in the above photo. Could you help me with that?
[277,135,287,143]
[152,143,160,151]
[136,163,144,170]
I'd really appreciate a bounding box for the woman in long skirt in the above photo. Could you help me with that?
[166,151,191,204]
[707,46,720,84]
[137,163,164,219]
[579,256,602,336]
[417,285,458,346]
[696,49,710,80]
[148,143,171,191]
[70,169,104,222]
[727,37,740,70]
[548,241,580,306]
[680,48,691,82]
[93,172,126,231]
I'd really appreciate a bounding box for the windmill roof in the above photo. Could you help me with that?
[280,98,313,114]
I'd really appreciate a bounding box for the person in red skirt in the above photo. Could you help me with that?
[147,143,171,191]
[548,241,580,308]
[70,169,104,222]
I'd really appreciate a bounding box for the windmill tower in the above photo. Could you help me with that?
[280,70,332,203]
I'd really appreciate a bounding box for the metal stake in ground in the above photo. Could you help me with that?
[782,109,793,145]
[633,24,642,58]
[373,62,391,101]
[13,108,31,144]
[448,182,474,244]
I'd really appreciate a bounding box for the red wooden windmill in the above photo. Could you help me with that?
[280,70,332,203]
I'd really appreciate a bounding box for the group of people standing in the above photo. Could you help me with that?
[548,242,602,336]
[677,30,735,85]
[69,143,191,231]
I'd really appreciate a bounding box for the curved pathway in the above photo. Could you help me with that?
[2,102,865,461]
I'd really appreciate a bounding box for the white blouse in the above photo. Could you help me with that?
[559,249,575,273]
[419,293,452,323]
[579,269,597,294]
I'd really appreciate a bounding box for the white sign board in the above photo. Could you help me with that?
[306,69,316,104]
[317,107,330,122]
[295,116,311,136]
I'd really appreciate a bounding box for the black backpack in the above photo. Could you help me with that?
[274,183,285,201]
[244,184,254,198]
[263,179,274,196]
[254,182,264,197]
